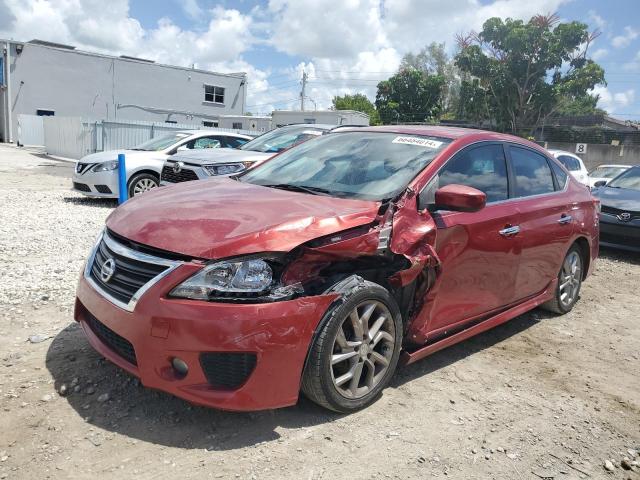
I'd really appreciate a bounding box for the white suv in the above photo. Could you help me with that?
[72,130,252,198]
[548,150,589,186]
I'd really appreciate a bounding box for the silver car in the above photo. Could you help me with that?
[161,124,335,185]
[72,130,252,198]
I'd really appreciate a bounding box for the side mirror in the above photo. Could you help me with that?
[433,184,486,212]
[593,180,607,188]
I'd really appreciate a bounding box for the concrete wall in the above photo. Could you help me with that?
[272,110,369,127]
[4,42,247,140]
[543,142,640,171]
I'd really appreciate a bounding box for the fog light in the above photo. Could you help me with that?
[171,357,189,377]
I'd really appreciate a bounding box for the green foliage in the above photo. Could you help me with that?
[455,14,606,135]
[554,94,605,116]
[332,93,381,125]
[375,68,445,124]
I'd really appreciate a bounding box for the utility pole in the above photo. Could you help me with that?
[300,70,307,111]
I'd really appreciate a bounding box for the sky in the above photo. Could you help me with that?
[1,0,639,119]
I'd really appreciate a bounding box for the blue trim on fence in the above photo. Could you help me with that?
[117,153,128,204]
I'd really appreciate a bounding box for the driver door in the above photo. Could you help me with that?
[421,142,522,335]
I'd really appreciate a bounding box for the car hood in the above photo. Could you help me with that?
[79,150,162,163]
[172,148,272,166]
[592,186,640,211]
[106,178,380,259]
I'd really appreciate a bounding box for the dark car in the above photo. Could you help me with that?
[592,165,640,252]
[75,126,598,413]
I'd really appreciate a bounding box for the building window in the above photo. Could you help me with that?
[232,122,243,129]
[203,121,219,128]
[204,85,225,104]
[36,109,55,116]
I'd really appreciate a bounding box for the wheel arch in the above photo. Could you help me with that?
[127,169,160,186]
[571,236,591,280]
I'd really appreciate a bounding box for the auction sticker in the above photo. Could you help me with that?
[392,136,443,148]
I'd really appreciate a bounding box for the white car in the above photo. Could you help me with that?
[72,130,252,198]
[548,150,589,186]
[587,164,631,188]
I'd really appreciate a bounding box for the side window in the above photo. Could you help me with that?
[192,137,221,149]
[433,144,509,203]
[549,159,569,190]
[557,155,580,171]
[225,138,248,148]
[510,147,555,197]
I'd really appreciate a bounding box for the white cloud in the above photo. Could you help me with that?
[591,48,608,61]
[587,10,606,30]
[179,0,203,21]
[611,26,638,48]
[592,85,635,113]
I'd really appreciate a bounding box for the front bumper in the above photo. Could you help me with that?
[72,166,119,198]
[75,269,337,411]
[599,213,640,252]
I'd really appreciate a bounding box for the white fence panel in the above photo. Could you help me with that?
[17,114,45,146]
[43,117,94,159]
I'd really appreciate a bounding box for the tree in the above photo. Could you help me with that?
[401,42,460,112]
[375,68,445,124]
[332,93,381,125]
[455,13,605,135]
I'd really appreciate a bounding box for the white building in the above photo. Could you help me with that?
[1,39,249,142]
[272,110,369,127]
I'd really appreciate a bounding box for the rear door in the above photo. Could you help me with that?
[506,145,574,300]
[422,142,522,333]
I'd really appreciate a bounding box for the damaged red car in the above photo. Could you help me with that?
[75,126,599,412]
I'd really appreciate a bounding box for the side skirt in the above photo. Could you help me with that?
[399,278,557,366]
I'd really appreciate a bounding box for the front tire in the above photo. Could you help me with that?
[541,245,583,314]
[128,173,159,197]
[301,281,403,413]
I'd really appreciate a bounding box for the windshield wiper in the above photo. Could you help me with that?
[262,183,332,196]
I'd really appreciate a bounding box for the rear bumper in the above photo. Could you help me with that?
[74,271,337,411]
[599,214,640,252]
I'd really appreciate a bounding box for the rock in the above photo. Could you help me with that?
[507,453,517,460]
[86,386,95,395]
[58,384,68,396]
[40,394,52,402]
[97,393,110,403]
[604,460,615,472]
[621,459,632,470]
[28,334,51,344]
[471,448,478,454]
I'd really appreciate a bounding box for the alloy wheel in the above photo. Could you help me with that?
[132,178,157,195]
[559,250,581,307]
[330,300,395,399]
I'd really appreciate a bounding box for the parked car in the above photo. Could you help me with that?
[591,165,640,252]
[548,150,589,186]
[75,126,598,413]
[587,164,630,188]
[72,130,252,198]
[160,124,335,185]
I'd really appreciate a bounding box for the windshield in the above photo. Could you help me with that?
[241,132,452,201]
[239,126,324,153]
[590,166,628,179]
[557,155,581,171]
[607,167,640,191]
[133,133,190,151]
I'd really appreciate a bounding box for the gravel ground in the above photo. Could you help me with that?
[0,143,638,480]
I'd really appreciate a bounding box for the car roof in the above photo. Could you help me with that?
[547,149,582,157]
[176,129,252,139]
[592,164,631,168]
[275,123,336,130]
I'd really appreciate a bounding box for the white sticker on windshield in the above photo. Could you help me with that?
[392,136,443,148]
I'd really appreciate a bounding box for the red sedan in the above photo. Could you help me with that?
[75,126,599,412]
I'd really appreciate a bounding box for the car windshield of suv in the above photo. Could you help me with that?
[590,166,628,179]
[239,126,324,153]
[132,133,190,151]
[606,167,640,191]
[241,132,451,201]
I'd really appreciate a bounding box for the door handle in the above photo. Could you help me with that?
[499,225,520,237]
[558,214,573,225]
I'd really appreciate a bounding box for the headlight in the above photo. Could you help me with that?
[170,259,273,300]
[92,160,119,172]
[203,162,252,176]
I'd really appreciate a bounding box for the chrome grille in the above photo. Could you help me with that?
[161,164,199,183]
[85,232,180,311]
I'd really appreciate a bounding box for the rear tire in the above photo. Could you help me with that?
[301,281,402,413]
[541,245,583,314]
[128,173,159,198]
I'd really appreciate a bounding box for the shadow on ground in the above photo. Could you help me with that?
[45,308,544,451]
[63,196,118,208]
[599,246,640,266]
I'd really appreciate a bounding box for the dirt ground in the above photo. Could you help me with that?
[0,144,638,480]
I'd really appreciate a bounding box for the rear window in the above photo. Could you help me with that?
[557,155,581,171]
